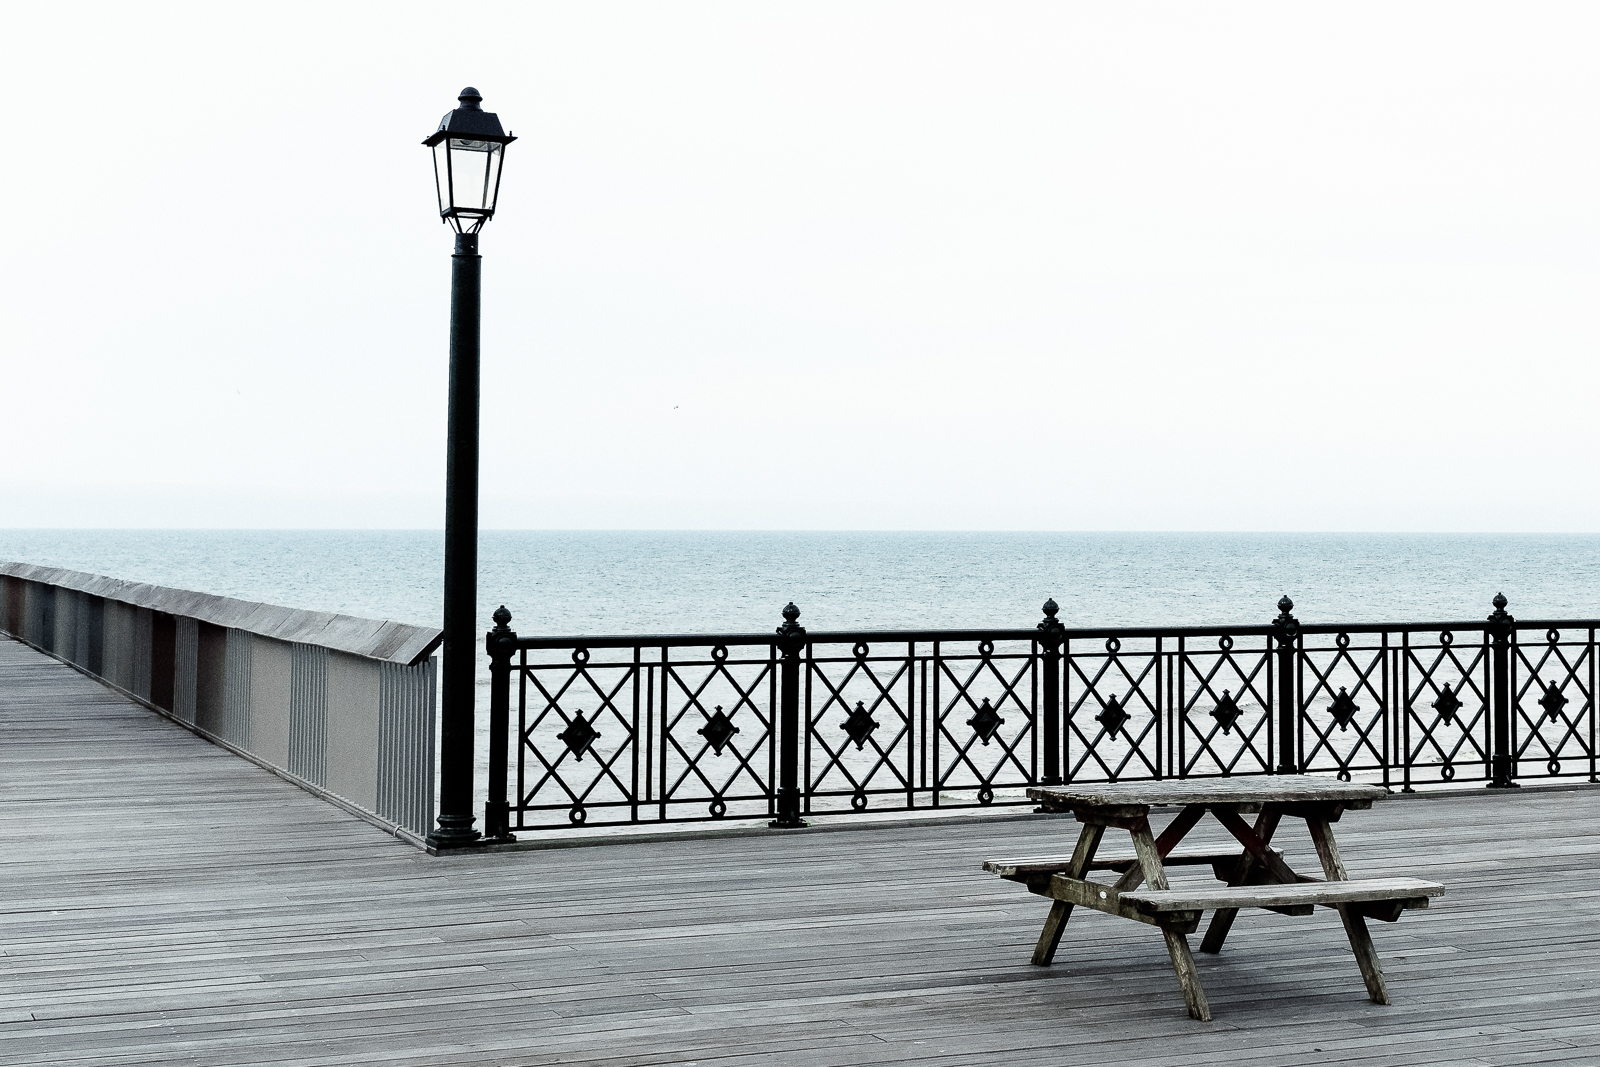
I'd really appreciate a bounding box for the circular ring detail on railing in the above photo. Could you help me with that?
[1548,628,1561,645]
[977,785,994,805]
[569,803,587,825]
[1440,631,1454,647]
[709,798,727,819]
[1336,632,1350,649]
[1441,761,1456,782]
[851,791,868,812]
[1548,758,1561,776]
[1105,637,1122,654]
[1218,635,1234,651]
[1337,767,1352,782]
[571,647,590,665]
[712,645,729,662]
[978,639,995,658]
[854,642,870,660]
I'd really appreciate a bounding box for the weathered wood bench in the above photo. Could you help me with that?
[986,850,1277,882]
[985,857,1441,920]
[980,776,1448,1021]
[1121,876,1443,920]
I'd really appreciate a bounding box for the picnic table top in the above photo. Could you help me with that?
[1026,775,1388,809]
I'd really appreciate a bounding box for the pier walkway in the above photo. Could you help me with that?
[3,635,1599,1066]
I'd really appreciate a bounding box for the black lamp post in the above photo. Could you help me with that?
[423,87,515,850]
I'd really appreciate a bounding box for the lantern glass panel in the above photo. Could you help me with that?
[431,140,451,218]
[449,139,502,213]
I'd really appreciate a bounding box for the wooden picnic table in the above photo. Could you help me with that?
[983,775,1444,1021]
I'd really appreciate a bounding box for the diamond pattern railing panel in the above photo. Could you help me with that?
[1511,627,1596,780]
[1175,634,1274,778]
[804,640,915,814]
[1299,632,1391,784]
[1064,636,1163,783]
[1400,629,1491,789]
[657,645,777,822]
[517,646,643,827]
[499,603,1600,831]
[931,639,1039,807]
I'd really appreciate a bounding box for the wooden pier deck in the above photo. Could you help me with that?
[3,634,1599,1067]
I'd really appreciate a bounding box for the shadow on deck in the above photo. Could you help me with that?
[3,635,1597,1066]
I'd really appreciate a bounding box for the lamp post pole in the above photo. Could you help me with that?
[422,88,514,851]
[429,229,485,850]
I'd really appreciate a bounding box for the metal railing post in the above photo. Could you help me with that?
[484,605,518,841]
[1273,596,1300,774]
[1038,598,1065,785]
[1488,592,1518,789]
[770,602,808,828]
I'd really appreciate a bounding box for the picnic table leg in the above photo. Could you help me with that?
[1031,822,1104,965]
[1307,813,1392,1005]
[1199,805,1283,955]
[1162,926,1212,1021]
[1112,804,1206,893]
[1130,816,1213,1021]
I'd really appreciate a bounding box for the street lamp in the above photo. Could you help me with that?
[423,87,515,850]
[426,87,514,234]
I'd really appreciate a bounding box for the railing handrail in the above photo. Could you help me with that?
[509,618,1600,651]
[0,560,442,666]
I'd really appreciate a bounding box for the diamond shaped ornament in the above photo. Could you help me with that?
[841,701,879,749]
[967,698,1005,745]
[1096,695,1130,737]
[1210,690,1241,735]
[1328,688,1359,731]
[698,706,740,755]
[556,712,600,761]
[1538,682,1569,722]
[1431,684,1462,724]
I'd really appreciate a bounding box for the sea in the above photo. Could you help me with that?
[4,530,1600,636]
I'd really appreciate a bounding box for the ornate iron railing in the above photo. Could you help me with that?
[478,594,1599,836]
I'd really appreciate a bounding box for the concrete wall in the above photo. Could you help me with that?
[0,564,440,841]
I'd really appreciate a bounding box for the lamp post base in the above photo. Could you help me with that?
[426,814,482,851]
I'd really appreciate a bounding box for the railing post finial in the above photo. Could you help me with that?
[483,604,519,842]
[1487,592,1518,789]
[1275,595,1298,635]
[771,602,808,828]
[1037,598,1064,640]
[1038,597,1065,785]
[1272,594,1300,774]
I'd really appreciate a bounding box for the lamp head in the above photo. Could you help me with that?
[423,87,516,233]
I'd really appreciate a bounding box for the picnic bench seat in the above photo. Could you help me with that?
[986,858,1440,917]
[1120,876,1443,915]
[985,850,1280,881]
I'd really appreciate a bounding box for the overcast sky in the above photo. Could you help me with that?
[3,2,1596,531]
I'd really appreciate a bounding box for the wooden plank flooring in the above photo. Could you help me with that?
[3,634,1599,1066]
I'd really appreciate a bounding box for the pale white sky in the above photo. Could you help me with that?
[3,2,1596,530]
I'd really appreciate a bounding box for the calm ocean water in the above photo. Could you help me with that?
[4,530,1600,635]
